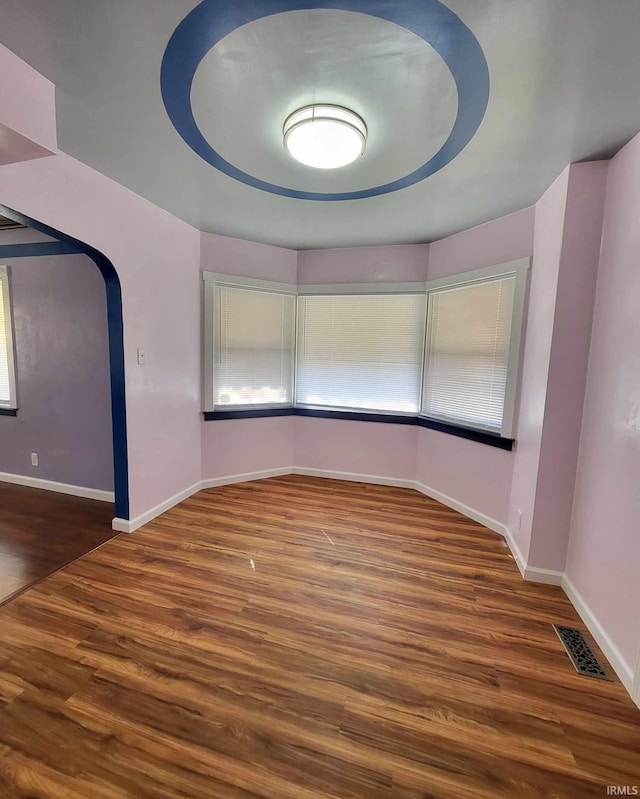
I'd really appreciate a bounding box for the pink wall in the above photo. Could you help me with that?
[201,232,297,284]
[0,239,113,490]
[565,134,640,671]
[0,123,53,167]
[508,163,608,568]
[297,243,429,284]
[508,170,570,560]
[415,429,513,526]
[0,156,203,519]
[202,417,294,479]
[0,50,202,521]
[527,162,608,569]
[0,44,56,154]
[427,207,534,280]
[415,206,535,526]
[294,418,417,482]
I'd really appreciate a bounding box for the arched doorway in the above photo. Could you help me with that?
[0,203,129,520]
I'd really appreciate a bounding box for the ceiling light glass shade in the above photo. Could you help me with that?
[283,105,367,169]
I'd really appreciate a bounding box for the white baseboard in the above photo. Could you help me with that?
[561,574,635,696]
[292,466,415,490]
[112,480,201,534]
[0,471,114,503]
[414,480,507,537]
[503,525,527,577]
[523,565,564,585]
[501,526,564,584]
[201,467,292,490]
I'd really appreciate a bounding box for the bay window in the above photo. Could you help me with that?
[204,258,528,442]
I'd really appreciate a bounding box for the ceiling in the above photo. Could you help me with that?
[1,0,640,250]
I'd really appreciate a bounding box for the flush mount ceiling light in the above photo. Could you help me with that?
[283,105,367,169]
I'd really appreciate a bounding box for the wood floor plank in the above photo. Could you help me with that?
[0,474,638,798]
[0,482,115,606]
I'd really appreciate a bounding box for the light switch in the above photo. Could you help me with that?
[137,348,146,366]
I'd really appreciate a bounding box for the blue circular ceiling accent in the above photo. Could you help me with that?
[161,0,489,201]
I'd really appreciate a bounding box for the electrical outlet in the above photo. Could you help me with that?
[517,509,523,530]
[31,452,38,467]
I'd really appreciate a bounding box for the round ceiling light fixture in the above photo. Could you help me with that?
[283,105,367,169]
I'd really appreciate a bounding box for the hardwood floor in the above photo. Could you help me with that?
[0,482,115,606]
[0,475,638,798]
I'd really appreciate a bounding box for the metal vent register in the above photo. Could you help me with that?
[553,625,613,681]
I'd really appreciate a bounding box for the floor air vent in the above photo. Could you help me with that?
[553,625,613,681]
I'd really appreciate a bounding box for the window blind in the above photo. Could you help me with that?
[214,286,295,407]
[422,275,515,432]
[0,277,12,405]
[296,294,426,413]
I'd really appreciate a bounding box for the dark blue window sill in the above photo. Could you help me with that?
[203,407,513,450]
[0,408,17,417]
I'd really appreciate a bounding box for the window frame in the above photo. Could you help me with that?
[420,258,529,439]
[0,264,18,411]
[203,271,297,413]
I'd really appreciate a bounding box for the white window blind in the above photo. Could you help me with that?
[214,285,295,407]
[296,294,426,413]
[0,268,16,408]
[422,275,515,432]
